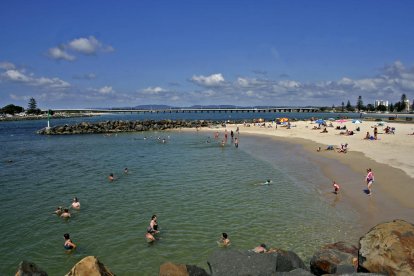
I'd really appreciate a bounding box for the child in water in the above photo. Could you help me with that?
[333,181,340,194]
[217,232,231,247]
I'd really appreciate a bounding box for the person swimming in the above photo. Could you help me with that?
[149,215,159,234]
[124,168,128,174]
[63,233,76,250]
[217,232,231,247]
[71,197,80,209]
[253,243,267,253]
[108,173,114,182]
[60,208,71,218]
[54,206,64,216]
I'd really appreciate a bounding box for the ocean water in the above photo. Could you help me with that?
[0,114,362,275]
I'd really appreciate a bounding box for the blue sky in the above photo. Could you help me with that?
[1,0,414,109]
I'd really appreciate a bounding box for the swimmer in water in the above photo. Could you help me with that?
[124,168,128,174]
[54,206,64,216]
[60,208,71,218]
[108,173,114,182]
[333,181,340,194]
[71,197,80,209]
[145,229,156,242]
[217,232,231,247]
[63,233,76,250]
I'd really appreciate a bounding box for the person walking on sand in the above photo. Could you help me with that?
[365,168,374,195]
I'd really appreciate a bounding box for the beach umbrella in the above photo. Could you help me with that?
[352,120,362,124]
[279,118,289,123]
[335,119,347,123]
[315,119,325,124]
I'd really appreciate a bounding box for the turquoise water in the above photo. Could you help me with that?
[0,116,362,275]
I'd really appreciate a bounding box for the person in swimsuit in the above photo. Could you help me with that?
[63,233,76,250]
[366,168,374,195]
[108,173,114,182]
[149,215,159,234]
[71,197,80,209]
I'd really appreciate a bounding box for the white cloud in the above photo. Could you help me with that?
[191,73,225,87]
[73,73,97,80]
[47,47,76,61]
[68,36,114,55]
[142,86,166,94]
[236,77,249,87]
[1,69,71,90]
[0,61,16,70]
[2,70,31,82]
[98,86,115,94]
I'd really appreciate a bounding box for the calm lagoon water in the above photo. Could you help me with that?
[0,114,363,275]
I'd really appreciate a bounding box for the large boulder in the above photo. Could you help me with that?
[310,242,358,275]
[268,248,307,272]
[359,219,414,275]
[207,249,306,276]
[208,250,277,276]
[159,262,209,276]
[65,256,114,276]
[15,260,48,276]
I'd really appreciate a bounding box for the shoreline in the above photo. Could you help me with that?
[190,121,414,235]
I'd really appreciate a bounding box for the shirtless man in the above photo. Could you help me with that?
[71,197,80,209]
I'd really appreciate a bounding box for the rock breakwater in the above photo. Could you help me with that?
[37,120,221,135]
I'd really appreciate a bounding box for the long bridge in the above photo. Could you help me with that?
[47,107,320,114]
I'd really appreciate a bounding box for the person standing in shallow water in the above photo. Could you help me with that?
[63,233,76,250]
[366,168,374,195]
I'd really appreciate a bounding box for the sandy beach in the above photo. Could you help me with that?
[195,119,414,233]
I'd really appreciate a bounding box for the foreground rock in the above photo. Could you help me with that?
[15,260,48,276]
[37,120,217,135]
[159,262,209,276]
[359,219,414,275]
[207,249,306,276]
[65,256,114,276]
[310,242,358,275]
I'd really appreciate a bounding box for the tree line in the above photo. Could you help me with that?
[1,97,41,115]
[322,94,413,113]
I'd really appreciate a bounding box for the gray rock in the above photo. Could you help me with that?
[15,260,48,276]
[186,265,210,276]
[275,268,313,275]
[207,249,277,276]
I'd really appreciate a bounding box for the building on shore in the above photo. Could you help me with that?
[374,100,389,109]
[403,99,411,112]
